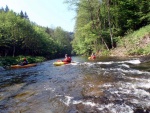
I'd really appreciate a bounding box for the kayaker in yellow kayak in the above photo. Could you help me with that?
[62,54,72,63]
[88,53,96,60]
[91,53,96,59]
[53,54,72,66]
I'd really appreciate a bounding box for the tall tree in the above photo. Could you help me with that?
[5,5,9,12]
[0,7,4,12]
[24,12,29,19]
[20,10,24,18]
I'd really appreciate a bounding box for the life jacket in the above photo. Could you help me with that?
[91,55,96,59]
[63,57,71,63]
[67,57,71,62]
[23,60,28,65]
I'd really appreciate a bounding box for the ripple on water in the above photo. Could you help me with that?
[0,57,150,113]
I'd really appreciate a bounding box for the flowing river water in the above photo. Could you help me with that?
[0,56,150,113]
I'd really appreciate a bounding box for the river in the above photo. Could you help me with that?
[0,56,150,113]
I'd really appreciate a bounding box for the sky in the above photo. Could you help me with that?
[0,0,76,32]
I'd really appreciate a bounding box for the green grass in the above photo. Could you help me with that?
[127,25,150,40]
[117,24,150,55]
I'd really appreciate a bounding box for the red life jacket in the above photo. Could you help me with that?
[62,57,72,63]
[66,57,71,62]
[91,55,96,59]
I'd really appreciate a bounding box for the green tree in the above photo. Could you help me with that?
[5,5,9,12]
[20,10,24,18]
[53,27,72,56]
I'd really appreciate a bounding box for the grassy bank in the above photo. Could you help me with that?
[110,25,150,56]
[0,56,46,67]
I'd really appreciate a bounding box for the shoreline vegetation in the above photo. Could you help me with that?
[0,1,150,69]
[1,24,150,68]
[97,25,150,58]
[0,6,73,62]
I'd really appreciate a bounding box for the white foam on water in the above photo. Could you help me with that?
[72,100,82,104]
[97,103,114,111]
[138,82,150,89]
[98,103,133,113]
[76,59,140,67]
[96,59,141,65]
[97,61,114,65]
[59,96,99,107]
[128,77,150,89]
[101,83,112,88]
[102,67,150,75]
[82,62,95,66]
[71,61,80,65]
[130,99,139,104]
[64,96,73,106]
[124,59,141,64]
[73,100,134,113]
[114,82,150,97]
[82,101,98,107]
[58,95,73,106]
[116,59,141,64]
[72,99,98,107]
[43,85,55,92]
[119,64,130,68]
[99,76,150,109]
[59,89,149,112]
[70,63,78,65]
[61,96,99,107]
[89,84,94,87]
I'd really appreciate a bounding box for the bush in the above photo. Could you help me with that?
[101,50,110,56]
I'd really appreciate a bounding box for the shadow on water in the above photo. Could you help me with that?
[0,56,150,113]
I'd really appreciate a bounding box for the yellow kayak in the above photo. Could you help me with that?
[88,57,91,60]
[11,63,37,69]
[53,61,70,66]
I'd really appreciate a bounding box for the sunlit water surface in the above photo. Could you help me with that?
[0,56,150,113]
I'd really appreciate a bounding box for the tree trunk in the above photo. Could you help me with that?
[5,49,8,57]
[107,0,114,48]
[13,45,15,57]
[101,36,109,50]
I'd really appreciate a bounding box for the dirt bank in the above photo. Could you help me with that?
[110,33,150,57]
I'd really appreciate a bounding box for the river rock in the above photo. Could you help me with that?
[139,55,150,63]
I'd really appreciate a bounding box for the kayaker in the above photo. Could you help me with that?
[91,53,96,59]
[62,54,72,63]
[21,58,28,65]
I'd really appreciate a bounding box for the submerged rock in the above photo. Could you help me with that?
[139,55,150,63]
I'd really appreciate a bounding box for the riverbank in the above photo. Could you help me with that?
[109,25,150,58]
[109,47,150,63]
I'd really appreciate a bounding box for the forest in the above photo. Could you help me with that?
[0,0,150,59]
[66,0,150,55]
[0,5,73,59]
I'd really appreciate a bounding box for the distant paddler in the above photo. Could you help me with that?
[88,53,96,60]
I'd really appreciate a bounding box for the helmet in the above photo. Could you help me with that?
[23,58,26,61]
